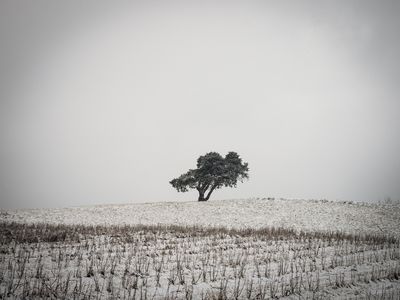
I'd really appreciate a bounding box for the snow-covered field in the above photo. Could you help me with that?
[1,198,400,299]
[1,198,400,236]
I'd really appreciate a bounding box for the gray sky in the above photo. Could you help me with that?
[1,0,399,209]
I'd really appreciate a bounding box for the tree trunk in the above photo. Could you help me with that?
[205,185,217,201]
[198,190,207,201]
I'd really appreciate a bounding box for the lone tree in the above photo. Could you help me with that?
[170,152,249,201]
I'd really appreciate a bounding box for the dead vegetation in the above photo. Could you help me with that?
[0,222,399,299]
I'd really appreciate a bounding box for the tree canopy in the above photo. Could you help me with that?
[170,152,249,201]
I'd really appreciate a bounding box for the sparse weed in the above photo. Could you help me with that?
[0,221,399,299]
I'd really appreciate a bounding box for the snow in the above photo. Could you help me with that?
[1,198,400,299]
[1,198,399,236]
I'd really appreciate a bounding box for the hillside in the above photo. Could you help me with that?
[1,198,400,299]
[1,198,400,236]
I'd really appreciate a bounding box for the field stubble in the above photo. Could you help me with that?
[1,222,400,299]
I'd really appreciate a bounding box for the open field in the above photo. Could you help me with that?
[1,198,400,299]
[1,198,400,236]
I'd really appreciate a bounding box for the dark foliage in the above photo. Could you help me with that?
[170,151,249,201]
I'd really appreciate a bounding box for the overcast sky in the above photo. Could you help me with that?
[1,0,399,209]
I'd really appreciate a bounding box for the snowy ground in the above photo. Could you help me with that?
[1,198,400,299]
[1,198,400,236]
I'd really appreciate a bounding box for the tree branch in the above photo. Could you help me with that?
[205,184,217,200]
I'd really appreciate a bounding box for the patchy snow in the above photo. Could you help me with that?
[1,198,399,236]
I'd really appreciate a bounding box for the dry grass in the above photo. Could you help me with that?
[1,222,399,299]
